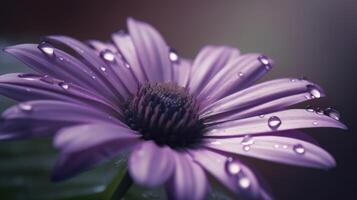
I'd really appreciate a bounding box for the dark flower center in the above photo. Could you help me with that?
[124,82,204,148]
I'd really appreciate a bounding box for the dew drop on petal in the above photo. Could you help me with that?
[258,55,272,70]
[259,114,265,118]
[243,145,251,151]
[290,78,297,82]
[18,73,41,81]
[324,107,340,121]
[238,177,251,189]
[100,49,116,62]
[210,140,222,145]
[268,116,281,129]
[18,103,32,112]
[225,158,241,175]
[283,145,288,149]
[312,121,318,126]
[169,48,179,63]
[307,85,321,99]
[38,42,55,56]
[293,144,305,155]
[241,135,254,146]
[274,144,280,148]
[59,82,69,90]
[100,67,107,72]
[237,72,244,77]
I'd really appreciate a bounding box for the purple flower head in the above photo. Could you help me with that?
[0,18,347,200]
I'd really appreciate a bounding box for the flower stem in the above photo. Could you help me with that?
[110,171,133,200]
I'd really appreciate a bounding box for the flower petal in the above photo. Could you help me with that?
[44,35,128,101]
[4,43,120,102]
[172,58,192,88]
[188,46,240,96]
[2,100,123,125]
[0,73,122,116]
[112,31,147,84]
[166,151,209,200]
[127,18,172,82]
[198,54,271,107]
[128,141,174,187]
[87,39,139,95]
[201,78,323,119]
[205,109,347,137]
[52,123,140,181]
[203,134,336,169]
[189,149,265,199]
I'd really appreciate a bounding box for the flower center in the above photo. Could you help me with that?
[124,82,204,148]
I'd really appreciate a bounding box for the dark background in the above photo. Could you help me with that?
[0,0,356,199]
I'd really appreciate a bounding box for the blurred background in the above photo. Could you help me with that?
[0,0,356,199]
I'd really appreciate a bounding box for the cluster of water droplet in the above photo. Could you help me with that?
[225,157,251,190]
[305,105,341,121]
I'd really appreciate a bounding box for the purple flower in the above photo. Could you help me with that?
[0,18,346,200]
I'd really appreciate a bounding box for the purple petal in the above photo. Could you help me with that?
[128,141,174,187]
[52,123,141,181]
[4,43,120,102]
[198,54,272,107]
[201,78,323,119]
[166,151,209,200]
[188,46,240,96]
[88,40,139,95]
[112,31,147,84]
[2,100,123,125]
[44,35,128,101]
[203,135,336,169]
[189,149,264,199]
[0,73,122,116]
[127,18,172,82]
[205,109,347,137]
[172,58,192,88]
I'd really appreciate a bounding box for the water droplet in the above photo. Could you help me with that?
[312,121,318,126]
[100,66,107,72]
[282,145,288,149]
[238,72,244,77]
[243,145,251,151]
[58,56,64,61]
[307,85,321,99]
[324,107,340,120]
[241,135,254,146]
[290,78,297,82]
[100,49,116,62]
[258,55,272,70]
[18,73,41,81]
[274,144,280,148]
[259,114,265,118]
[293,144,305,154]
[268,116,281,129]
[238,177,251,189]
[225,159,241,175]
[59,82,69,90]
[18,103,32,112]
[210,141,221,145]
[123,61,131,68]
[38,42,55,56]
[169,48,179,63]
[305,105,314,112]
